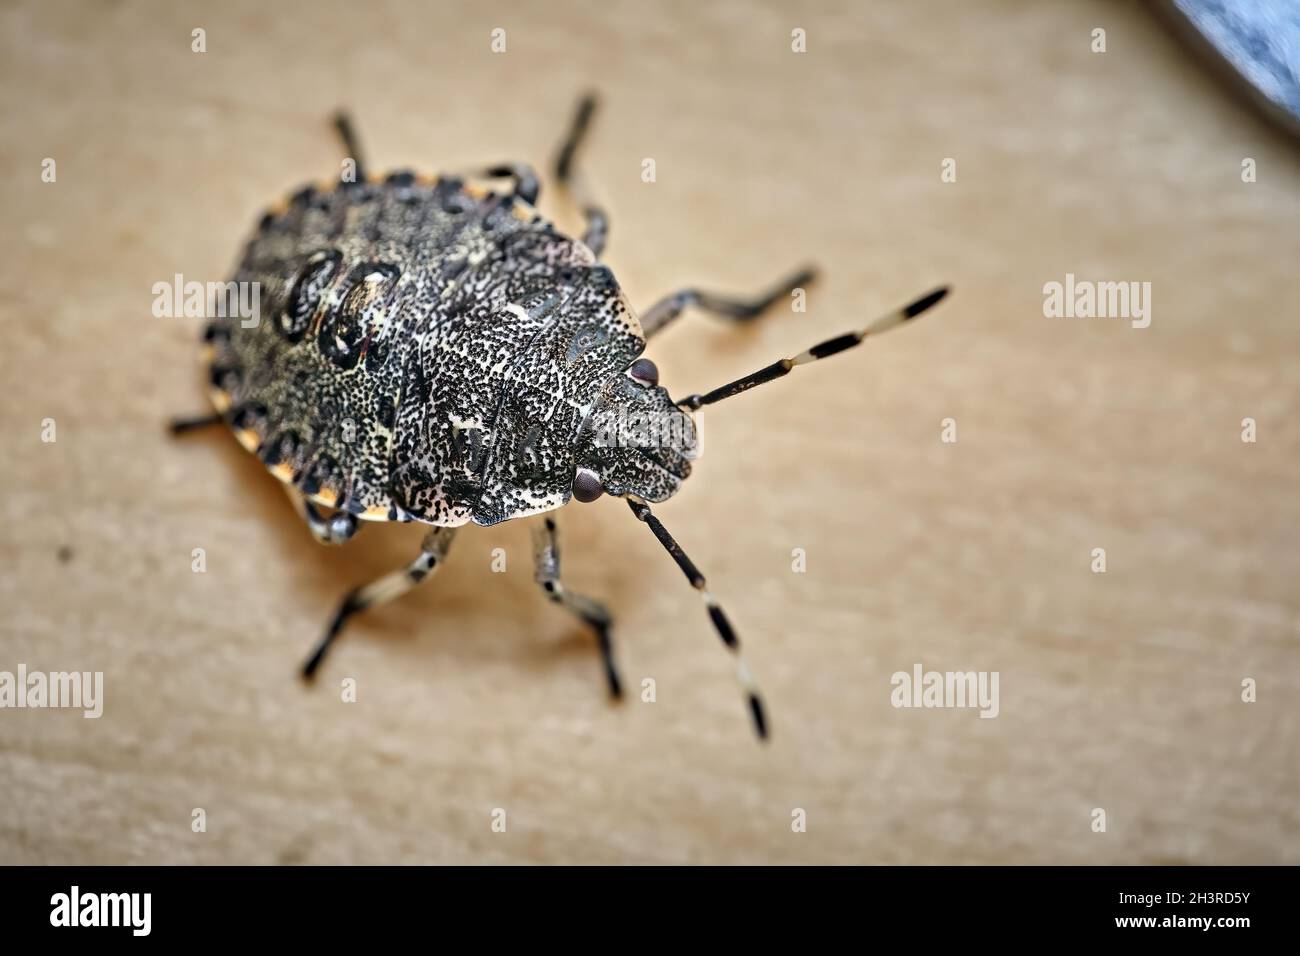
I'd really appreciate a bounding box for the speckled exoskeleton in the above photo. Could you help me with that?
[172,96,949,739]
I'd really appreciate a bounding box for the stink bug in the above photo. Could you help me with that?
[172,95,949,739]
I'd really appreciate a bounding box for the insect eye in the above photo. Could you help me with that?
[571,467,604,503]
[628,358,659,387]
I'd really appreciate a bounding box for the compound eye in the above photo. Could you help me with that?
[571,467,604,503]
[629,358,659,387]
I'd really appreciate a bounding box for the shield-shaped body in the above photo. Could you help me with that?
[203,173,650,526]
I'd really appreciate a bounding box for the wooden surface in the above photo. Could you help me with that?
[2,0,1298,865]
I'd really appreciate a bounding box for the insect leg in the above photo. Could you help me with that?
[168,412,223,435]
[283,486,361,546]
[625,497,768,739]
[302,527,457,679]
[331,111,367,182]
[639,266,818,339]
[552,93,609,257]
[531,516,622,699]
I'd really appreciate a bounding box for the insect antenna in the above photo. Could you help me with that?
[626,496,768,740]
[676,286,949,411]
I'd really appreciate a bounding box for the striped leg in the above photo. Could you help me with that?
[283,485,360,546]
[531,516,622,698]
[676,286,949,410]
[640,267,818,339]
[625,497,767,739]
[553,93,609,256]
[301,527,458,679]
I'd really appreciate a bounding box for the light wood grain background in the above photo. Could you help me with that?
[2,0,1297,864]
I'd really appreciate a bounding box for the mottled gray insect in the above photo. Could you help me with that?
[172,96,949,739]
